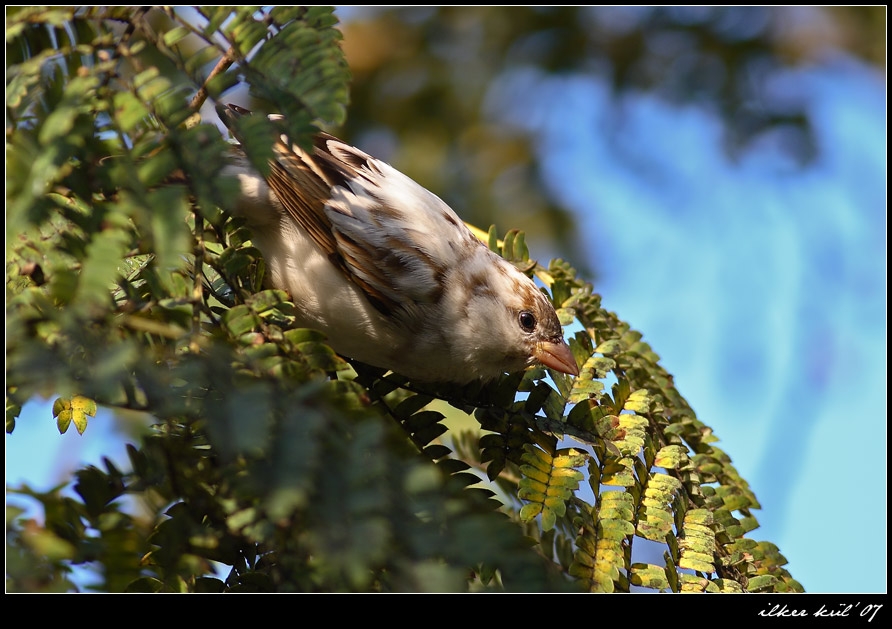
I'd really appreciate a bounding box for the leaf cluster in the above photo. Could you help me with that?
[6,7,801,593]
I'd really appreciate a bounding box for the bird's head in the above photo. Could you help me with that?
[442,252,579,381]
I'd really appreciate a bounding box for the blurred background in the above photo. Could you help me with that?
[7,6,886,592]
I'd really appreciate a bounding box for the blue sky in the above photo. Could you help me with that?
[485,51,885,593]
[6,30,886,592]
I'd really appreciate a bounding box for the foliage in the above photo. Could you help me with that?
[338,6,885,274]
[6,7,803,592]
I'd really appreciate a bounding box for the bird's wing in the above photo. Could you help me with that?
[221,104,479,318]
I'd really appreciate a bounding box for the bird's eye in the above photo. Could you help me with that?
[518,310,537,333]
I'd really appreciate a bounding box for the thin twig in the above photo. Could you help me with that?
[189,46,238,113]
[191,213,205,353]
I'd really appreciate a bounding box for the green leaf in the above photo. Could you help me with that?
[162,25,192,47]
[630,563,670,590]
[624,389,651,414]
[654,444,689,470]
[595,339,623,355]
[56,409,72,434]
[224,305,261,336]
[746,575,779,592]
[126,577,164,593]
[52,396,97,434]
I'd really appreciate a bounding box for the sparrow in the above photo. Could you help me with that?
[217,103,578,383]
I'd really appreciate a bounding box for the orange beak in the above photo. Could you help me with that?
[534,340,579,377]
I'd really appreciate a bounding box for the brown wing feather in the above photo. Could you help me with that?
[220,104,406,316]
[263,132,400,315]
